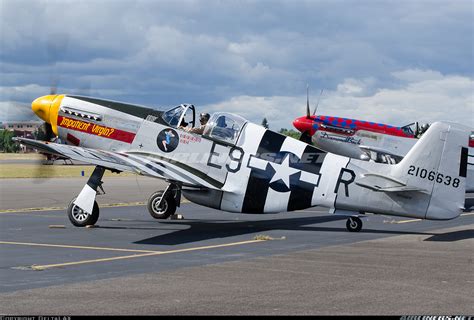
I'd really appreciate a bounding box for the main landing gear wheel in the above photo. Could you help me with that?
[346,216,362,232]
[67,197,100,227]
[147,191,176,219]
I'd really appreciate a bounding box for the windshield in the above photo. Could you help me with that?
[162,106,184,127]
[401,122,416,136]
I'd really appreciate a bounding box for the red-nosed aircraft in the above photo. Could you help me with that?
[14,94,470,232]
[293,90,474,192]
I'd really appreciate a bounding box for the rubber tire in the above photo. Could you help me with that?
[147,191,176,220]
[346,216,362,232]
[67,197,100,227]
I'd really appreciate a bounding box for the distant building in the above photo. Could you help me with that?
[1,121,43,152]
[1,121,43,137]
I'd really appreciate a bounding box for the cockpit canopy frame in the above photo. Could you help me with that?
[203,112,248,146]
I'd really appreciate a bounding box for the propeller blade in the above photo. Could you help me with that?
[312,89,324,116]
[299,131,312,144]
[35,122,56,142]
[30,146,54,183]
[31,152,59,183]
[50,73,59,95]
[306,84,311,119]
[44,122,56,141]
[31,123,60,183]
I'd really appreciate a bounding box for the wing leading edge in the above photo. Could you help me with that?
[14,138,213,189]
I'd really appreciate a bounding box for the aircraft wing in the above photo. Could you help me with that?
[355,173,427,193]
[14,138,214,189]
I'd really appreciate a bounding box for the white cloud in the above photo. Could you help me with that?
[0,84,49,104]
[0,101,31,121]
[204,95,302,129]
[391,69,444,82]
[336,77,377,96]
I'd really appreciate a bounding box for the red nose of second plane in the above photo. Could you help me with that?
[293,116,312,133]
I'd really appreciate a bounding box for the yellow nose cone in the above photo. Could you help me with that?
[31,94,64,135]
[32,95,55,122]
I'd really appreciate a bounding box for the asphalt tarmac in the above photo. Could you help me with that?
[0,199,473,315]
[0,177,167,210]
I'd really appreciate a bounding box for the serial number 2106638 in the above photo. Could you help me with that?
[407,165,460,188]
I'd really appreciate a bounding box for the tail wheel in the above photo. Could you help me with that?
[67,197,100,227]
[346,216,362,232]
[148,191,176,219]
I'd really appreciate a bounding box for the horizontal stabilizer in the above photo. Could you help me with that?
[355,173,427,193]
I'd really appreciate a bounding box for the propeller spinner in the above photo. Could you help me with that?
[32,94,64,140]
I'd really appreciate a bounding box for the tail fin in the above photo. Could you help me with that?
[393,122,469,219]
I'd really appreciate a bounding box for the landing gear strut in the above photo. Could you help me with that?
[147,183,180,219]
[346,216,363,232]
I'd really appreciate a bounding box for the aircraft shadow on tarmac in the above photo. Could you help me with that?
[99,215,433,246]
[424,229,474,242]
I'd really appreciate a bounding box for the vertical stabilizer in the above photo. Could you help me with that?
[393,122,469,220]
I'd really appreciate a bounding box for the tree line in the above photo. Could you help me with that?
[0,130,20,153]
[261,118,300,139]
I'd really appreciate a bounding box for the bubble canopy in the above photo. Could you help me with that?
[203,112,248,145]
[162,106,248,145]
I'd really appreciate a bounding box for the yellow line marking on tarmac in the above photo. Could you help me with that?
[0,241,159,253]
[393,219,422,224]
[395,212,473,223]
[31,252,160,270]
[0,207,66,213]
[29,239,265,270]
[0,202,146,214]
[0,199,191,214]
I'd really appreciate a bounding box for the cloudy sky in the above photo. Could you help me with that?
[1,0,473,130]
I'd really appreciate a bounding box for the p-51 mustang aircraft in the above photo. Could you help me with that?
[16,94,469,232]
[293,96,474,192]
